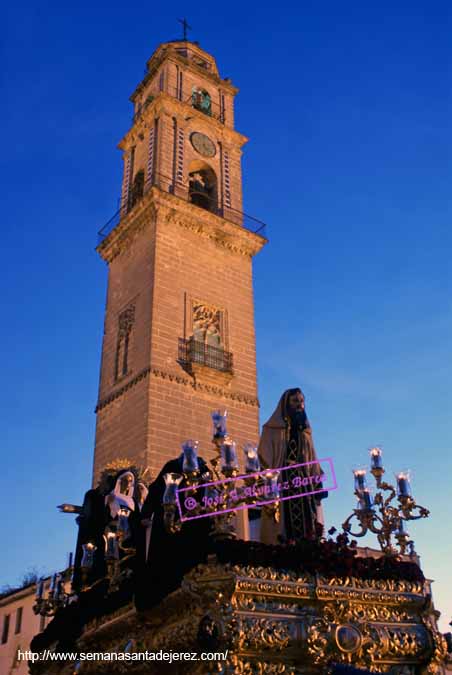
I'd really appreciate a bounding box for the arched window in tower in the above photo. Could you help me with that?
[191,87,212,116]
[188,161,218,213]
[114,305,135,381]
[128,170,145,211]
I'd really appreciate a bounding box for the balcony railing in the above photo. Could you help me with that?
[97,172,267,243]
[178,337,233,374]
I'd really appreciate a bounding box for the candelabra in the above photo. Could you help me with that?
[33,554,74,617]
[342,447,430,556]
[162,411,272,539]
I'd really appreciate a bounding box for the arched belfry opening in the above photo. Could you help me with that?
[188,160,217,213]
[128,169,144,211]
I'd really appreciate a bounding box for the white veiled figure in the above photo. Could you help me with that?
[106,471,136,519]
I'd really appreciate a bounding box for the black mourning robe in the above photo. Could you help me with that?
[72,475,141,591]
[72,488,109,591]
[135,456,212,610]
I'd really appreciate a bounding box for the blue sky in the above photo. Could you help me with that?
[2,0,451,630]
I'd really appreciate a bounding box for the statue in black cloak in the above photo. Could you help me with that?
[72,467,143,591]
[135,454,212,611]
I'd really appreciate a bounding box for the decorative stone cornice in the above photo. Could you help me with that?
[95,365,259,414]
[150,367,259,407]
[154,188,266,258]
[96,196,157,263]
[119,92,247,150]
[95,367,151,412]
[150,368,190,387]
[97,187,266,263]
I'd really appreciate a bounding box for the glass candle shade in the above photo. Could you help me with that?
[67,551,73,569]
[182,439,199,473]
[357,490,373,510]
[397,519,409,536]
[221,441,239,471]
[81,543,96,569]
[204,484,221,509]
[211,409,228,439]
[370,447,383,470]
[243,443,260,473]
[35,579,44,600]
[163,473,183,504]
[117,507,131,538]
[263,470,280,500]
[49,573,58,594]
[105,532,120,559]
[396,471,412,498]
[353,469,367,492]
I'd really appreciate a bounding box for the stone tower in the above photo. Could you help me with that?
[93,40,266,498]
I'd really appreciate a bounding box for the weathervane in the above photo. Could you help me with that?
[178,18,192,42]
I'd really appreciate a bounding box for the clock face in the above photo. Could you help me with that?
[190,132,216,158]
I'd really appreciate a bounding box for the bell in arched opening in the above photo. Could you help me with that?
[188,161,218,214]
[128,170,145,211]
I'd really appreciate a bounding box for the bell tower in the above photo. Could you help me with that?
[93,40,266,494]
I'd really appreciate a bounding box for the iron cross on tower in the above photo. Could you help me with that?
[178,18,192,41]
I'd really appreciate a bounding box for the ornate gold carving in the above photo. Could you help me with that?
[224,655,298,675]
[232,566,310,584]
[237,617,293,651]
[31,557,446,675]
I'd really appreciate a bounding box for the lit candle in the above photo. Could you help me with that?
[182,439,199,473]
[264,470,280,500]
[117,507,131,537]
[243,443,260,473]
[35,579,44,600]
[370,447,383,470]
[163,473,183,504]
[81,543,96,569]
[358,489,373,510]
[211,409,228,439]
[353,469,367,492]
[49,573,58,594]
[105,532,119,559]
[396,471,411,497]
[221,441,239,470]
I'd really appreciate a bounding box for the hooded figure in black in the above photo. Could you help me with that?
[135,454,212,610]
[72,468,141,591]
